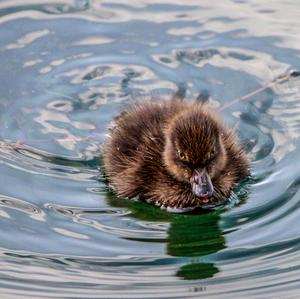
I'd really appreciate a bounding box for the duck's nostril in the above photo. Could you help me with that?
[193,176,199,184]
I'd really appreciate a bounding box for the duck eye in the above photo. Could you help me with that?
[211,146,216,156]
[208,147,216,161]
[178,150,186,160]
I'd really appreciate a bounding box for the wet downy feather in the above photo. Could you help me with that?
[103,100,249,211]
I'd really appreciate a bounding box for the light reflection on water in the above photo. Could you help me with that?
[1,0,300,298]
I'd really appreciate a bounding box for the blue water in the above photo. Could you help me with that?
[1,1,300,298]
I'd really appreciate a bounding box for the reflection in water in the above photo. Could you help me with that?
[107,190,225,281]
[168,212,223,280]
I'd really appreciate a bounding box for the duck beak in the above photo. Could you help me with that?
[191,169,214,199]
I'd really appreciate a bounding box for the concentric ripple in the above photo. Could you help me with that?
[1,0,300,298]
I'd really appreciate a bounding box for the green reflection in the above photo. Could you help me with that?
[167,211,223,280]
[106,189,226,280]
[176,263,218,280]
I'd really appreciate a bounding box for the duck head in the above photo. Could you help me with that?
[163,109,227,202]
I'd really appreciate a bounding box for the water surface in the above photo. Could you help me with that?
[1,0,300,298]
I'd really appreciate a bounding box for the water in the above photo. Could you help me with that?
[0,0,300,298]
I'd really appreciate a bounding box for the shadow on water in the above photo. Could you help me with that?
[106,189,226,280]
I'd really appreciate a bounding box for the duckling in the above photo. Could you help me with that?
[103,100,249,211]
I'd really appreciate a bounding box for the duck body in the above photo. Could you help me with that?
[103,100,249,211]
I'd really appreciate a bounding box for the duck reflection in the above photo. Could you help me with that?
[106,190,225,280]
[167,211,223,280]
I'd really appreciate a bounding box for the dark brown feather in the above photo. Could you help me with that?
[103,100,249,210]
